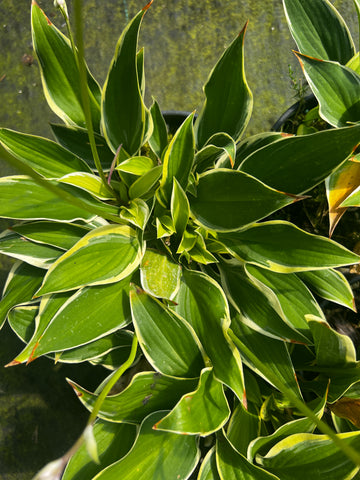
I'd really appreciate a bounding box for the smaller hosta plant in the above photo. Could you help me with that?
[2,1,360,479]
[283,0,360,236]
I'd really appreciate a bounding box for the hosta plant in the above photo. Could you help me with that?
[283,0,360,237]
[3,0,360,479]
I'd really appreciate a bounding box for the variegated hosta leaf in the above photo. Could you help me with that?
[239,125,360,195]
[91,411,200,480]
[0,128,92,179]
[307,314,357,368]
[248,394,327,462]
[11,221,91,251]
[155,367,230,435]
[58,173,116,201]
[194,23,253,148]
[101,6,148,154]
[31,1,101,130]
[234,132,286,169]
[68,372,198,424]
[0,230,63,269]
[256,432,360,480]
[220,263,311,343]
[217,221,360,273]
[148,100,168,159]
[216,431,279,480]
[190,170,299,232]
[172,269,245,402]
[170,178,190,239]
[130,286,205,378]
[283,0,355,64]
[140,249,181,300]
[0,261,43,329]
[116,156,155,177]
[158,113,195,206]
[62,421,137,480]
[296,53,360,128]
[231,320,303,401]
[35,225,143,296]
[297,269,355,311]
[8,305,38,343]
[13,277,132,363]
[197,448,220,480]
[120,198,150,230]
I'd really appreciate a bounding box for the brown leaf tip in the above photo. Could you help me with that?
[142,0,153,12]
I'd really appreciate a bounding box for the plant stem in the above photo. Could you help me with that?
[72,0,112,193]
[87,333,138,425]
[228,329,360,467]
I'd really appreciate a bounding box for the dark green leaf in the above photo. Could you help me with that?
[149,100,168,158]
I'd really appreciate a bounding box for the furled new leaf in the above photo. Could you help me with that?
[194,24,253,148]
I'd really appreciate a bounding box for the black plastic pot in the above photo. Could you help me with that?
[271,93,317,133]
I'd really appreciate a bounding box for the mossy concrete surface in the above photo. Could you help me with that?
[0,0,359,477]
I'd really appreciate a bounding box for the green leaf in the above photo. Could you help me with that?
[92,411,200,480]
[12,221,90,251]
[171,178,190,239]
[0,230,63,269]
[63,421,137,480]
[220,263,310,343]
[194,24,253,148]
[116,156,155,176]
[68,372,198,424]
[217,221,360,273]
[246,264,323,339]
[198,448,221,480]
[31,2,101,130]
[56,330,134,366]
[130,286,204,378]
[195,133,237,171]
[248,395,327,462]
[50,124,116,171]
[101,7,147,154]
[0,262,43,329]
[234,132,286,170]
[0,176,96,222]
[120,198,150,230]
[231,320,303,401]
[283,0,355,63]
[341,185,360,207]
[8,305,37,343]
[155,367,230,435]
[0,128,92,179]
[239,125,360,194]
[307,314,357,367]
[140,249,181,300]
[16,277,132,362]
[36,225,143,296]
[149,100,169,158]
[297,269,355,311]
[190,170,298,232]
[158,113,195,206]
[58,173,116,200]
[172,269,245,402]
[156,215,176,239]
[128,165,162,200]
[216,431,279,480]
[227,402,261,456]
[187,234,218,265]
[296,53,360,127]
[256,431,360,480]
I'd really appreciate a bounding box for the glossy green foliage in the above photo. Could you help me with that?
[1,2,360,479]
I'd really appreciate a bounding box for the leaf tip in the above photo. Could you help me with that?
[5,359,21,368]
[142,0,153,12]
